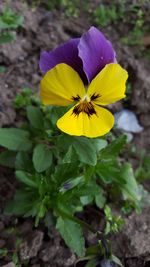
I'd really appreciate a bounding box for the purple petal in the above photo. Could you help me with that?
[39,38,87,83]
[78,26,116,82]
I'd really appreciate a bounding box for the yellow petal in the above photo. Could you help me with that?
[87,63,128,105]
[57,104,114,138]
[40,63,86,106]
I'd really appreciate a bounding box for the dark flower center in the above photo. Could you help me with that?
[72,101,96,117]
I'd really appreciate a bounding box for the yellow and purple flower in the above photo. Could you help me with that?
[40,27,128,138]
[41,63,128,137]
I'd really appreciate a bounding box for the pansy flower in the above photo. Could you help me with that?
[40,63,128,138]
[39,26,116,83]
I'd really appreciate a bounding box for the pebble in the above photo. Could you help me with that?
[115,109,143,133]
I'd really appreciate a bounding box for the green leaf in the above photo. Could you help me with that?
[96,162,125,185]
[0,66,6,73]
[15,151,33,172]
[95,188,106,209]
[0,8,23,29]
[91,138,107,153]
[104,205,112,220]
[80,195,93,205]
[5,189,39,216]
[49,106,68,125]
[85,259,97,267]
[0,150,16,168]
[35,200,47,227]
[121,163,141,202]
[0,248,8,257]
[53,162,79,185]
[33,144,52,172]
[0,128,32,151]
[15,170,38,188]
[63,145,78,163]
[56,217,85,257]
[27,106,44,129]
[73,137,97,166]
[0,32,15,44]
[105,221,111,235]
[56,134,73,151]
[111,255,123,267]
[12,251,19,265]
[100,135,127,158]
[74,180,101,198]
[13,88,33,108]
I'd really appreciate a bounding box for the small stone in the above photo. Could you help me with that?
[115,109,143,133]
[19,230,44,261]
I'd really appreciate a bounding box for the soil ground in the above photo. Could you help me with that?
[0,1,150,266]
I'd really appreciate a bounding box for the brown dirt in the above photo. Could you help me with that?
[0,1,150,266]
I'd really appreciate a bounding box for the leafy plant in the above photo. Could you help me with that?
[60,0,79,17]
[94,4,120,27]
[104,205,124,234]
[94,1,148,50]
[0,7,23,44]
[0,6,24,72]
[31,0,79,17]
[0,89,144,265]
[120,3,146,46]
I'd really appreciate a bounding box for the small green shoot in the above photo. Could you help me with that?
[0,7,23,44]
